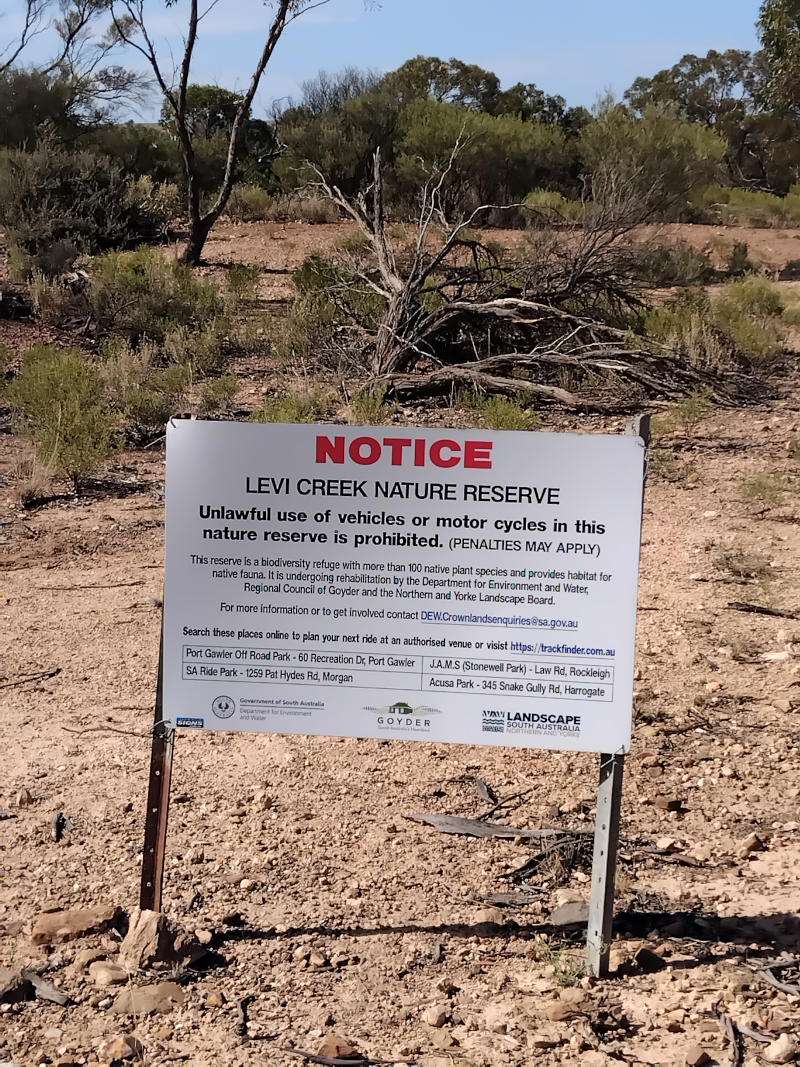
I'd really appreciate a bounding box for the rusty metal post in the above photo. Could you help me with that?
[586,414,651,977]
[139,626,174,912]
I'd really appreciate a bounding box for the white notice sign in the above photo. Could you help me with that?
[163,420,645,752]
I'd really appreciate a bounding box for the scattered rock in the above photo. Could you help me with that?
[118,908,203,972]
[633,947,667,973]
[421,1004,450,1028]
[0,967,34,1004]
[88,962,128,988]
[206,989,226,1007]
[97,1035,144,1063]
[654,796,686,812]
[316,1034,360,1060]
[545,989,588,1022]
[737,831,767,857]
[548,901,589,926]
[684,1044,712,1067]
[110,981,185,1016]
[483,1002,513,1034]
[31,905,124,946]
[12,788,33,808]
[762,1034,799,1065]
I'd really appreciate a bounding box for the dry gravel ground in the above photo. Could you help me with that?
[2,220,800,1066]
[1,393,800,1067]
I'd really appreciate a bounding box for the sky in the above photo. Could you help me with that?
[2,0,763,119]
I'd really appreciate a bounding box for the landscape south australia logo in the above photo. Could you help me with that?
[483,709,581,737]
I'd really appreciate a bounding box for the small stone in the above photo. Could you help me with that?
[13,788,33,808]
[633,947,667,973]
[316,1034,359,1059]
[684,1046,711,1067]
[548,901,589,926]
[118,908,202,971]
[239,879,254,891]
[308,951,328,969]
[483,1002,512,1033]
[0,966,35,1004]
[762,1034,799,1064]
[110,981,185,1016]
[654,797,685,812]
[421,1004,449,1028]
[206,989,225,1007]
[31,906,124,946]
[88,962,128,988]
[737,831,766,857]
[97,1035,144,1063]
[760,651,791,663]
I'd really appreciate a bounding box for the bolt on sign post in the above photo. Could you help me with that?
[141,417,650,976]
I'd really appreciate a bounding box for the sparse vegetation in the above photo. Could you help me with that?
[739,471,789,509]
[715,544,772,580]
[7,346,118,491]
[346,386,395,425]
[198,375,239,416]
[462,393,542,431]
[253,384,337,424]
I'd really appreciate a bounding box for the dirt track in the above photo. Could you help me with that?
[2,385,800,1064]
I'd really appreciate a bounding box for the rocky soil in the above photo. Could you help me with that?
[1,222,799,1066]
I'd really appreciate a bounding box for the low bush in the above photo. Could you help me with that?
[0,140,171,276]
[739,471,789,509]
[694,184,800,227]
[712,277,785,365]
[7,346,118,490]
[525,189,585,225]
[653,390,715,435]
[100,340,189,429]
[634,241,715,286]
[225,184,274,221]
[715,544,772,580]
[226,263,261,302]
[463,392,541,431]
[347,385,394,425]
[89,249,224,342]
[198,375,238,415]
[645,278,786,368]
[253,384,337,423]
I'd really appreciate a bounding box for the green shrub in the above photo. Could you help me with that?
[712,277,785,364]
[739,472,789,508]
[581,106,726,219]
[162,320,228,376]
[694,184,800,227]
[253,384,336,423]
[463,393,541,431]
[726,241,757,277]
[646,280,786,367]
[7,346,118,490]
[653,390,715,435]
[347,386,394,425]
[88,248,224,342]
[226,184,274,221]
[525,188,585,225]
[29,272,88,325]
[634,241,714,286]
[198,375,238,415]
[226,263,261,301]
[0,139,170,275]
[100,340,189,429]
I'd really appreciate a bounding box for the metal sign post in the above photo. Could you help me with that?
[586,415,651,977]
[139,630,175,912]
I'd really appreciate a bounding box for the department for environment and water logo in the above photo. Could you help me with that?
[211,695,236,719]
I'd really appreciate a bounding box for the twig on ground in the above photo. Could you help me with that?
[717,1011,745,1067]
[35,580,146,591]
[0,667,61,690]
[727,601,799,621]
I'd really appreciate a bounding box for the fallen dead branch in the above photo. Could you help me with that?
[404,811,577,841]
[757,957,800,996]
[503,833,595,885]
[717,1011,745,1067]
[727,601,799,621]
[280,1048,414,1066]
[308,149,756,411]
[0,667,61,690]
[35,580,146,592]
